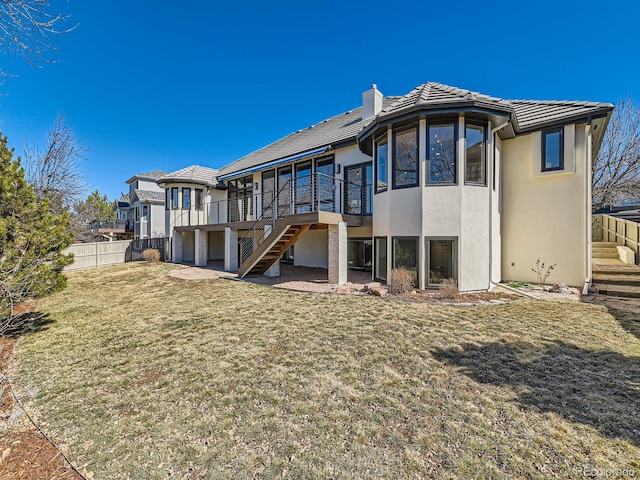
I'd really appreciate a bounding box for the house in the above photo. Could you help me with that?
[158,82,613,291]
[126,170,168,239]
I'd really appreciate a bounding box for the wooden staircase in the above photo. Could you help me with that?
[237,222,311,278]
[592,242,640,298]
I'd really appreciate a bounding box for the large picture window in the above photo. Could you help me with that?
[542,128,564,171]
[375,135,388,193]
[392,237,418,284]
[427,238,457,286]
[393,127,418,188]
[428,123,457,184]
[465,123,486,184]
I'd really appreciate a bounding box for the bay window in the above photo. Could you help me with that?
[427,122,456,184]
[393,126,418,188]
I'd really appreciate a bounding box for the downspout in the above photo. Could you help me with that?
[488,118,510,291]
[584,122,593,295]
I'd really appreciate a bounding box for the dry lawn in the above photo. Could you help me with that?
[9,263,640,479]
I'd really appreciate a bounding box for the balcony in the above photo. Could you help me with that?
[91,219,133,233]
[171,173,372,229]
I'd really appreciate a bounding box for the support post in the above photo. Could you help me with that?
[172,230,183,263]
[224,226,238,272]
[328,221,347,285]
[194,229,207,267]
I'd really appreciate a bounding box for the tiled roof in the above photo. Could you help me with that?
[134,189,165,203]
[511,100,613,132]
[217,82,613,177]
[136,170,168,179]
[379,82,512,117]
[377,82,612,132]
[218,97,400,177]
[156,165,219,188]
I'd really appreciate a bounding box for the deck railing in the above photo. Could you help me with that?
[594,213,640,264]
[91,219,133,231]
[168,173,372,230]
[237,173,371,265]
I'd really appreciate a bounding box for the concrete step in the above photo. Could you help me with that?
[594,283,640,298]
[592,252,622,259]
[592,246,619,252]
[592,273,640,286]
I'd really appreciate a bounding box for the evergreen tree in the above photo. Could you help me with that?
[0,134,73,329]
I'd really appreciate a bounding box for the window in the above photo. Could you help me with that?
[393,127,418,188]
[194,188,203,210]
[344,163,372,215]
[227,175,254,222]
[465,123,486,184]
[392,237,418,284]
[374,237,387,282]
[428,122,457,184]
[182,188,191,209]
[165,189,170,210]
[262,170,275,217]
[171,187,179,210]
[375,135,388,193]
[142,205,149,221]
[427,238,457,286]
[315,157,335,212]
[135,206,140,221]
[295,161,312,213]
[542,128,563,171]
[348,238,372,271]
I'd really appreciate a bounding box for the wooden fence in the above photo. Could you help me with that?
[593,214,640,264]
[64,240,132,271]
[64,239,167,271]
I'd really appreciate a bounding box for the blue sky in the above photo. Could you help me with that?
[1,0,638,201]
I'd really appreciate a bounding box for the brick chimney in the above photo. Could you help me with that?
[362,84,383,120]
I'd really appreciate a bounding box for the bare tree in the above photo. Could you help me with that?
[23,114,88,215]
[0,0,74,69]
[593,98,640,210]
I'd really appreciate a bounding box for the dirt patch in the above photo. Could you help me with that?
[0,337,83,480]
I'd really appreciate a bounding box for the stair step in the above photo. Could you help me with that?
[594,283,640,298]
[593,252,622,259]
[592,274,640,286]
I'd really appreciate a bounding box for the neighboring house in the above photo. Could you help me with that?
[90,198,134,241]
[159,82,613,291]
[126,170,168,239]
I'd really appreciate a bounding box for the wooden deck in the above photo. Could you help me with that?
[174,212,371,233]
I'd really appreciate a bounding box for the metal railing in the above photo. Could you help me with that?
[237,173,371,266]
[91,219,133,231]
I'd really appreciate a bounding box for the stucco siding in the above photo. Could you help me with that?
[294,229,328,268]
[182,231,195,262]
[208,231,225,260]
[501,126,587,286]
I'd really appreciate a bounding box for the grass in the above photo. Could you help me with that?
[9,263,640,479]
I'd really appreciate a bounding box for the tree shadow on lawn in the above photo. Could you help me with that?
[431,339,640,446]
[2,312,55,338]
[609,308,640,341]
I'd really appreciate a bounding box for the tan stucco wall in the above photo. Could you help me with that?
[207,231,225,260]
[294,229,328,268]
[501,125,588,287]
[182,231,195,262]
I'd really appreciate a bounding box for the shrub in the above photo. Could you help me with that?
[389,268,414,295]
[436,278,460,301]
[142,248,160,263]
